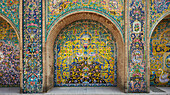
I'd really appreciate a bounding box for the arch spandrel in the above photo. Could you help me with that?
[46,0,124,36]
[150,0,170,36]
[149,12,170,38]
[0,0,20,31]
[0,14,20,40]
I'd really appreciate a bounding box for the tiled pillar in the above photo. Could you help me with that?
[127,0,148,92]
[22,0,43,93]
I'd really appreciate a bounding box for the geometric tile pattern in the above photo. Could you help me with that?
[150,20,170,86]
[47,0,124,36]
[128,0,147,92]
[0,0,19,32]
[22,0,43,93]
[0,17,20,87]
[54,20,117,87]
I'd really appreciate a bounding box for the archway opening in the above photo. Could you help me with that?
[150,14,170,87]
[45,12,125,91]
[0,17,20,87]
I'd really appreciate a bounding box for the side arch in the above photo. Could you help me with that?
[0,16,20,86]
[149,12,170,38]
[148,15,170,86]
[0,13,20,41]
[45,12,125,91]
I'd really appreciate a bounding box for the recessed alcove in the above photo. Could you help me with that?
[45,12,125,92]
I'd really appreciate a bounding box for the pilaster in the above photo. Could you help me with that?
[127,0,148,92]
[22,0,43,93]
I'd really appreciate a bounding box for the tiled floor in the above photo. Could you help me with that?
[0,87,169,95]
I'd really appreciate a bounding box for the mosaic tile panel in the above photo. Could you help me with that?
[150,20,170,86]
[0,0,19,32]
[128,0,147,92]
[150,0,170,35]
[23,0,43,93]
[47,0,124,36]
[0,17,20,87]
[54,20,117,87]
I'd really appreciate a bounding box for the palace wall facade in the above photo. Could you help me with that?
[0,0,169,93]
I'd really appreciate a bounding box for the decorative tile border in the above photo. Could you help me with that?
[127,0,147,92]
[46,0,124,38]
[22,0,43,93]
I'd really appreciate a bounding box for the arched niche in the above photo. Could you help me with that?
[54,19,117,87]
[149,14,170,86]
[0,17,20,87]
[45,12,125,92]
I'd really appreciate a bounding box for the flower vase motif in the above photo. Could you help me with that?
[133,20,141,33]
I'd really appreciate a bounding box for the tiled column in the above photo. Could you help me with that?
[22,0,43,93]
[127,0,148,92]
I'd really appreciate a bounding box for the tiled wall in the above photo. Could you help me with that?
[0,0,19,32]
[0,17,20,87]
[0,0,169,93]
[54,20,117,87]
[150,0,170,36]
[22,0,43,93]
[127,0,147,92]
[150,20,170,86]
[46,0,124,38]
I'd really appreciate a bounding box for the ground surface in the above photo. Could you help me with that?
[0,87,169,95]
